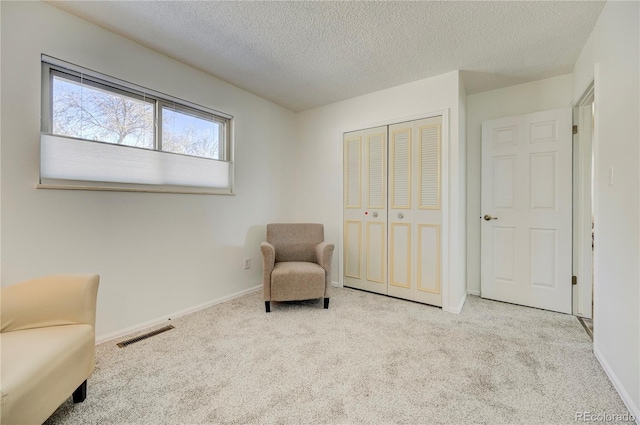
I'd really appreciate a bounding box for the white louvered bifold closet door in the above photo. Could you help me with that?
[343,117,442,306]
[343,126,388,294]
[414,117,442,305]
[388,123,413,297]
[388,117,443,306]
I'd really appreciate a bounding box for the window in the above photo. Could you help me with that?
[40,56,233,194]
[51,72,156,150]
[161,104,225,160]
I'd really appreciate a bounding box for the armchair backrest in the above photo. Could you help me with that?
[267,223,324,263]
[1,274,99,333]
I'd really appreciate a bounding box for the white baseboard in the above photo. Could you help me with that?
[331,280,342,288]
[455,291,468,314]
[444,292,468,314]
[95,284,262,344]
[467,289,480,296]
[594,345,639,423]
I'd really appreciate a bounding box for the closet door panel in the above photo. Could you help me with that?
[366,221,385,283]
[388,122,414,300]
[343,127,388,294]
[389,222,411,289]
[344,220,362,279]
[414,117,443,306]
[417,224,441,293]
[344,131,364,288]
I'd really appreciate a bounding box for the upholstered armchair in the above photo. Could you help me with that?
[1,274,99,425]
[261,223,334,312]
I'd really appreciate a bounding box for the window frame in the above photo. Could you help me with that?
[40,55,235,194]
[158,101,228,160]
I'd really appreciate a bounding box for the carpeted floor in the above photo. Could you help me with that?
[45,287,632,424]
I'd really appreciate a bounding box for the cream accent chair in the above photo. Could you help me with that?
[261,223,334,312]
[0,274,99,425]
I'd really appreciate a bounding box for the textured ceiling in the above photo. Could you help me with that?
[48,1,605,112]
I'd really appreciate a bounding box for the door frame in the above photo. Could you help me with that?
[338,109,452,311]
[572,79,596,319]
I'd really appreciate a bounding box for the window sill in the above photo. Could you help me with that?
[36,182,235,196]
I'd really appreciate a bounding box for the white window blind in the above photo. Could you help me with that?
[40,134,232,192]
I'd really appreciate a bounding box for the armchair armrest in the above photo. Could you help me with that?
[315,242,335,273]
[1,274,99,333]
[315,242,335,298]
[260,241,276,301]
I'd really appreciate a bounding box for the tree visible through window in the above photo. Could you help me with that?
[52,76,154,149]
[50,71,225,161]
[162,106,220,159]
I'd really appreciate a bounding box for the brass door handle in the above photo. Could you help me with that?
[483,214,498,221]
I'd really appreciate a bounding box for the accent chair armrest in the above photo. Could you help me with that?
[1,274,99,333]
[315,242,335,297]
[261,241,276,301]
[315,242,335,272]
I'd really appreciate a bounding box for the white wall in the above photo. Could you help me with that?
[572,1,639,417]
[294,71,467,312]
[456,73,467,310]
[465,74,574,295]
[0,2,297,339]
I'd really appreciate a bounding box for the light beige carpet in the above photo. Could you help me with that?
[45,288,632,424]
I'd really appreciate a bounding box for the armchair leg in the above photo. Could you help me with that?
[73,380,87,403]
[324,298,330,309]
[265,301,271,313]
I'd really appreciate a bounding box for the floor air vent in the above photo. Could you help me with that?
[117,325,175,348]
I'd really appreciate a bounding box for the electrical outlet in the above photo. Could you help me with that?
[608,167,614,186]
[243,258,251,269]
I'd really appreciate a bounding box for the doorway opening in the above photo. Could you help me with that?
[572,81,595,339]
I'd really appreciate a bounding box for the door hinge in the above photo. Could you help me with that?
[573,125,578,135]
[572,275,577,285]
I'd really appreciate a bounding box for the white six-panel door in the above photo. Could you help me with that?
[481,108,572,314]
[344,116,442,307]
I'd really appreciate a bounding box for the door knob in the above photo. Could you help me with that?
[397,213,404,219]
[483,214,498,221]
[372,211,378,218]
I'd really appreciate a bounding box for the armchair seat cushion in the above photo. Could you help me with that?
[271,262,325,301]
[1,324,95,424]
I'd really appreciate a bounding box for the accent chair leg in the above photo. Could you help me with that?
[73,380,87,403]
[324,298,330,309]
[265,301,271,313]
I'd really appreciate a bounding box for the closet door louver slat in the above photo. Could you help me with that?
[345,137,362,208]
[391,129,411,209]
[367,133,385,209]
[419,124,441,209]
